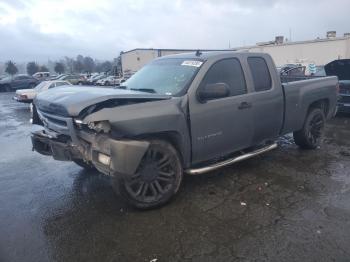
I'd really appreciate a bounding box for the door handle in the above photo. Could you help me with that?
[238,102,252,110]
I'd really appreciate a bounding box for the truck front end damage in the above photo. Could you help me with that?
[31,108,150,176]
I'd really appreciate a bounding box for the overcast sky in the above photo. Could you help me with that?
[0,0,349,62]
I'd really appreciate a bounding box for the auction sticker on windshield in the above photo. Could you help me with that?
[181,60,203,67]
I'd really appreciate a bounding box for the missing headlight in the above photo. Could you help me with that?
[87,120,111,133]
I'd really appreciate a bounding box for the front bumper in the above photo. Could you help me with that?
[31,128,150,176]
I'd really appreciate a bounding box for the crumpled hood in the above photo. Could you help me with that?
[325,59,350,80]
[34,86,171,117]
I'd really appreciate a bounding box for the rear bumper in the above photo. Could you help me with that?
[31,128,150,176]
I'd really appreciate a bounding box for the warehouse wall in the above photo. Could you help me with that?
[121,50,158,74]
[121,37,350,75]
[249,37,350,66]
[120,49,197,74]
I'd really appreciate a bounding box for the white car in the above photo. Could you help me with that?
[14,80,71,103]
[96,76,122,86]
[33,71,51,80]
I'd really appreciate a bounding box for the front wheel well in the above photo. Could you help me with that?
[136,132,184,164]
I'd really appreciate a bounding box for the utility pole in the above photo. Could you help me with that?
[289,28,292,42]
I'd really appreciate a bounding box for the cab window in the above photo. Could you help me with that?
[247,57,272,92]
[200,58,247,98]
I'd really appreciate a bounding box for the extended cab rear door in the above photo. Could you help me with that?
[245,56,284,145]
[188,57,254,164]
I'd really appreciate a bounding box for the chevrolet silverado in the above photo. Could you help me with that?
[31,51,338,209]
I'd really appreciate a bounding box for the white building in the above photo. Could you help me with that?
[120,31,350,75]
[245,32,350,66]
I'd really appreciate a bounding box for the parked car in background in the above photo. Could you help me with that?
[314,66,326,77]
[33,72,50,80]
[325,59,350,113]
[31,51,338,209]
[122,70,135,81]
[0,75,39,92]
[278,64,306,76]
[50,74,66,80]
[0,74,8,81]
[96,76,122,86]
[58,74,85,85]
[13,80,71,103]
[49,74,58,79]
[90,74,107,85]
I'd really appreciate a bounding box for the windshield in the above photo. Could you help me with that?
[34,81,48,91]
[123,58,203,95]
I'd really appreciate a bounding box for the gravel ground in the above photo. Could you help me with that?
[1,92,350,262]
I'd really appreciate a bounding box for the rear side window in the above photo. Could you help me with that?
[201,58,246,97]
[248,57,272,91]
[55,82,67,87]
[17,76,29,80]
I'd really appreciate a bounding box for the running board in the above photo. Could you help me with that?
[186,143,278,175]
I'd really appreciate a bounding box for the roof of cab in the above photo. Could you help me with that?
[155,50,265,61]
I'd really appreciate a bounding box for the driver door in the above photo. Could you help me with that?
[189,58,254,164]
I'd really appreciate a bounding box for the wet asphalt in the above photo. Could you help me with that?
[1,92,350,262]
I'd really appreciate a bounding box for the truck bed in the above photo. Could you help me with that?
[280,75,326,83]
[281,76,338,134]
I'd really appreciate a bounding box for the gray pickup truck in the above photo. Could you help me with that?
[31,51,338,209]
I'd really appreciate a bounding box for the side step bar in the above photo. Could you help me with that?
[186,143,278,175]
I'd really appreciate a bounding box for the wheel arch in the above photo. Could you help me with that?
[298,98,329,131]
[308,98,330,116]
[137,131,191,168]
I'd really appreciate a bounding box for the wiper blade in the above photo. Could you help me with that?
[130,88,156,93]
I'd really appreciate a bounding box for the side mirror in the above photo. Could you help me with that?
[198,83,230,102]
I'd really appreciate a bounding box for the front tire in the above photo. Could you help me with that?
[293,108,325,149]
[113,140,183,209]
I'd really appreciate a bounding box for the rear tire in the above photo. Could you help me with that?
[293,108,325,149]
[112,139,183,209]
[73,159,96,170]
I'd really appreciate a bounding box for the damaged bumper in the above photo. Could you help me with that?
[31,128,150,176]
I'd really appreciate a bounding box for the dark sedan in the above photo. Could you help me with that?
[325,59,350,113]
[0,75,39,92]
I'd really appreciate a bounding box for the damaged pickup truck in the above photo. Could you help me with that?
[31,51,338,209]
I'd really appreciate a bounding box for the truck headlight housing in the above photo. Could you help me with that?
[87,120,111,133]
[98,153,111,166]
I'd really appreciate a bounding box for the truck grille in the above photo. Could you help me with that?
[37,110,73,136]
